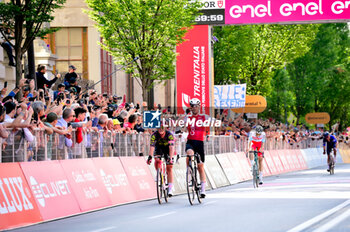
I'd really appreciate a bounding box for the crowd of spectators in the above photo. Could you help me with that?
[0,64,349,163]
[0,64,151,162]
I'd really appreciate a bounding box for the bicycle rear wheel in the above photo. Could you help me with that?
[253,164,259,188]
[186,166,195,205]
[156,169,163,204]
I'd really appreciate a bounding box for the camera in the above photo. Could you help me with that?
[78,99,84,106]
[69,122,83,128]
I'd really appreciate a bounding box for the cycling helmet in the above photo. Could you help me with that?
[189,98,201,107]
[323,132,330,138]
[256,125,263,134]
[157,118,168,130]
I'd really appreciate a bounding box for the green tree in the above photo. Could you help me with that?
[0,0,66,84]
[288,54,314,125]
[288,23,350,129]
[264,68,293,123]
[214,24,318,96]
[86,0,200,105]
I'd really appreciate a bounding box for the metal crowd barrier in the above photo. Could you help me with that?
[0,128,327,163]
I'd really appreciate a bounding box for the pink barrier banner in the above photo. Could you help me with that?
[233,152,252,180]
[295,150,308,169]
[262,156,272,176]
[225,0,350,25]
[284,150,297,171]
[119,157,156,201]
[216,153,240,184]
[226,153,246,181]
[269,150,286,173]
[59,159,111,212]
[92,158,137,205]
[20,161,81,221]
[264,151,278,175]
[0,163,42,230]
[288,150,302,170]
[277,150,291,171]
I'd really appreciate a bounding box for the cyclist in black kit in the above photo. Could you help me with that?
[147,123,175,196]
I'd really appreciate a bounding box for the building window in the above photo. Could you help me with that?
[48,27,88,80]
[100,48,113,94]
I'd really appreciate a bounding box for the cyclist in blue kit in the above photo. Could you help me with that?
[323,132,337,172]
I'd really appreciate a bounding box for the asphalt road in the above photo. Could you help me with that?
[9,164,350,232]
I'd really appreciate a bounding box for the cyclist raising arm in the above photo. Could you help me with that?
[185,98,209,198]
[323,132,337,172]
[147,123,175,197]
[247,125,266,185]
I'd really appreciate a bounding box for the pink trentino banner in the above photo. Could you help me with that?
[225,0,350,25]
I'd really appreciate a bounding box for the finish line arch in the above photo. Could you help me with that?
[176,0,350,115]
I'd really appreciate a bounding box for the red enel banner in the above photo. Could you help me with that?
[59,159,111,212]
[20,161,81,220]
[0,163,42,230]
[92,158,138,205]
[119,157,156,201]
[176,25,210,115]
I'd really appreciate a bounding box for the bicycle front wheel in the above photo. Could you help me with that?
[156,169,163,204]
[330,156,335,175]
[194,167,202,204]
[163,171,168,203]
[186,166,195,205]
[253,165,259,188]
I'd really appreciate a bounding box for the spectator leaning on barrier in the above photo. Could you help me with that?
[2,101,34,162]
[0,104,9,139]
[56,108,74,159]
[125,114,137,132]
[94,114,108,157]
[135,113,145,133]
[44,112,58,160]
[74,107,86,144]
[31,101,53,135]
[116,110,128,128]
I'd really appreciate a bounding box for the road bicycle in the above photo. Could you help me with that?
[248,150,264,188]
[186,152,202,205]
[154,155,169,204]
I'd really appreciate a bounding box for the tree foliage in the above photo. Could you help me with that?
[85,0,201,104]
[0,0,66,84]
[263,68,294,123]
[267,23,350,130]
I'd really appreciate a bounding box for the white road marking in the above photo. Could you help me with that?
[209,190,350,199]
[226,183,350,192]
[287,199,350,232]
[312,209,350,232]
[148,211,176,219]
[91,226,116,232]
[204,201,217,205]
